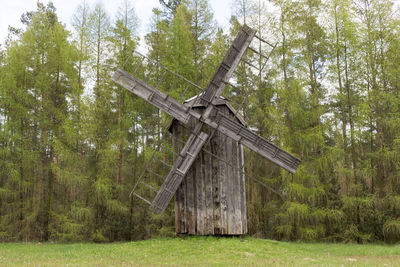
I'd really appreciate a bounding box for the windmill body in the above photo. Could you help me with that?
[171,97,247,235]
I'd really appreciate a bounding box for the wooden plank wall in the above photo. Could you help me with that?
[174,105,247,235]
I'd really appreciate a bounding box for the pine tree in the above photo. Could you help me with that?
[103,0,140,241]
[87,2,113,241]
[189,0,215,86]
[166,4,195,84]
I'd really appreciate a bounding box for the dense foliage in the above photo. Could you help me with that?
[0,0,399,243]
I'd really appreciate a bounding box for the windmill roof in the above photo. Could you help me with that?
[168,94,247,132]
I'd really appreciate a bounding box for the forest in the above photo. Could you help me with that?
[0,0,400,243]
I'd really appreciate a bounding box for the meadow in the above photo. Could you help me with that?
[0,237,399,266]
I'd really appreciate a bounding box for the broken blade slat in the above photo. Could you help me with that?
[133,193,152,205]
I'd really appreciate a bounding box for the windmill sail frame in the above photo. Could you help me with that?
[112,25,301,216]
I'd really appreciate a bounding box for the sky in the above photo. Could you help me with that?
[0,0,233,47]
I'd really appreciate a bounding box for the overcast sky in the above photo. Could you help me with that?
[0,0,233,47]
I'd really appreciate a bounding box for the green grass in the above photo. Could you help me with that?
[0,237,399,266]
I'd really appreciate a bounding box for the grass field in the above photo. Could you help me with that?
[0,237,399,266]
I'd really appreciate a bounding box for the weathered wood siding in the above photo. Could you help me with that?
[173,105,247,235]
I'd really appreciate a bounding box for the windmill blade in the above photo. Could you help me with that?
[150,125,208,214]
[201,111,301,174]
[199,25,256,118]
[112,68,197,124]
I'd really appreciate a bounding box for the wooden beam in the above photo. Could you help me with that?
[200,25,256,118]
[203,112,301,174]
[150,131,209,214]
[112,68,194,124]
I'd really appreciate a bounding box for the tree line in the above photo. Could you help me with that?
[0,0,400,243]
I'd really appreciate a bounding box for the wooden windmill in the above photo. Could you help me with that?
[112,25,301,235]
